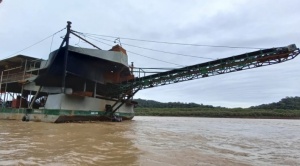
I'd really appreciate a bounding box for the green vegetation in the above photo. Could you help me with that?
[134,97,300,118]
[250,96,300,110]
[134,98,219,108]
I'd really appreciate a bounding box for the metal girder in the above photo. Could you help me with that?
[102,44,299,97]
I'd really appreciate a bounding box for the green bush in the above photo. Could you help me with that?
[134,107,300,118]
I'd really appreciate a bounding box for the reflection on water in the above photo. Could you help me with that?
[0,117,299,165]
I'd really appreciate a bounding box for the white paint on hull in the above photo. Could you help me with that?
[45,94,134,114]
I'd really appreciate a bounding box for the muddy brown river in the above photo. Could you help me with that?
[0,117,299,166]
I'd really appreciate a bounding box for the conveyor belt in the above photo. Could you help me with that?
[104,44,299,97]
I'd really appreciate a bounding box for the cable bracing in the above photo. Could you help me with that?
[5,28,66,59]
[72,30,266,50]
[81,34,184,66]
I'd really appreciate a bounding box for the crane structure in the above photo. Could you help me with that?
[97,43,299,114]
[106,44,299,97]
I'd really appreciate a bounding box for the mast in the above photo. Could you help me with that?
[62,21,72,93]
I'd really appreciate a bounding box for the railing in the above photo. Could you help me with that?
[0,72,37,84]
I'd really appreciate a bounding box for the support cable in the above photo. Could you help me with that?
[83,35,183,66]
[70,31,101,50]
[84,34,214,60]
[5,28,66,59]
[49,34,55,53]
[72,30,266,50]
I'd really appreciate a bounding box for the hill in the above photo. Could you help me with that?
[250,97,300,110]
[133,98,219,108]
[133,97,300,118]
[134,96,300,109]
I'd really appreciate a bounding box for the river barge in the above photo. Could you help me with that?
[0,45,135,122]
[0,22,299,122]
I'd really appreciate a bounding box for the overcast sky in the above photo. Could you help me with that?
[1,0,300,108]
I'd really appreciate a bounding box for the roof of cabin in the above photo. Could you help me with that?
[0,55,40,71]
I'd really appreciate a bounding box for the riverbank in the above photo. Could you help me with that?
[135,108,300,119]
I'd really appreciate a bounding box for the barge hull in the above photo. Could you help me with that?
[0,108,134,123]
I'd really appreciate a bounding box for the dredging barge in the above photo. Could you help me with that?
[0,22,299,122]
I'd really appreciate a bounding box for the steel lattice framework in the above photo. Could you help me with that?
[102,45,299,98]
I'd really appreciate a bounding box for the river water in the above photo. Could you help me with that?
[0,117,299,166]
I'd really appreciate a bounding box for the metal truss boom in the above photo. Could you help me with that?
[103,44,299,97]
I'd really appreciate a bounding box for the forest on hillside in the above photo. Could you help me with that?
[134,96,300,109]
[133,97,300,118]
[133,98,218,108]
[250,97,300,110]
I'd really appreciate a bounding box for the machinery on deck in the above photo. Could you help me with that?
[0,22,299,122]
